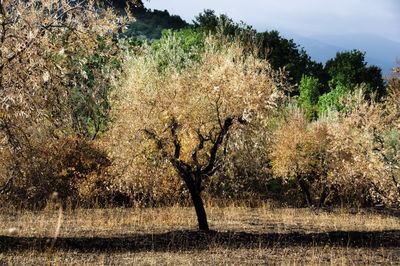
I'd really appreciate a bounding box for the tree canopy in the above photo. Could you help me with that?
[107,36,286,229]
[325,50,385,97]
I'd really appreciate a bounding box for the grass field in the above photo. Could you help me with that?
[1,206,399,265]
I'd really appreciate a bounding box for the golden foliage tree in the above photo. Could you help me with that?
[0,0,126,206]
[107,38,285,230]
[271,107,329,206]
[272,87,400,207]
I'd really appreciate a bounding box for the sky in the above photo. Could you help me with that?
[145,0,400,43]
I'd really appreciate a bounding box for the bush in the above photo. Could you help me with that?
[0,0,129,208]
[298,75,320,120]
[1,137,110,208]
[270,107,330,206]
[150,28,206,72]
[317,83,348,115]
[270,87,400,207]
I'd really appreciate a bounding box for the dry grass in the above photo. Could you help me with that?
[0,206,399,265]
[1,246,399,265]
[1,206,399,237]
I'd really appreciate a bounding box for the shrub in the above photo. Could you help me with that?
[150,28,206,72]
[1,137,111,208]
[0,0,128,208]
[271,107,330,206]
[298,75,320,120]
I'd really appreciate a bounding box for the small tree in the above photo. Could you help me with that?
[298,75,320,120]
[108,37,285,230]
[319,89,400,206]
[0,0,127,203]
[317,83,348,115]
[271,107,329,206]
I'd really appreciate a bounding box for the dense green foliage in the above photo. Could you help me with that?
[192,10,325,88]
[66,36,125,139]
[255,31,326,87]
[317,83,348,115]
[150,29,206,72]
[325,50,385,97]
[298,76,321,120]
[193,9,246,37]
[125,7,188,40]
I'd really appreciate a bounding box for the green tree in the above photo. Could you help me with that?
[150,28,206,72]
[193,9,241,36]
[193,11,325,91]
[65,36,125,140]
[324,50,385,98]
[317,84,348,115]
[255,31,326,88]
[193,9,219,32]
[125,7,188,40]
[298,75,321,120]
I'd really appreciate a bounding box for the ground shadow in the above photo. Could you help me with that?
[1,230,399,252]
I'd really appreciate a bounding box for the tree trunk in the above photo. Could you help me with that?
[179,172,209,231]
[317,186,329,209]
[298,177,312,207]
[189,188,209,230]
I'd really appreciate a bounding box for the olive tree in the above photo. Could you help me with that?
[272,84,400,207]
[271,107,329,207]
[108,38,285,230]
[0,0,127,205]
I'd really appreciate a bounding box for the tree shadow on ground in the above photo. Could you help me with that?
[1,230,399,252]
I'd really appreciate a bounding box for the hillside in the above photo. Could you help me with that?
[126,7,189,40]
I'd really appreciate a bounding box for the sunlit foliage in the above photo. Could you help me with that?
[0,0,127,206]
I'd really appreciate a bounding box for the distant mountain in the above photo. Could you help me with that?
[287,33,400,76]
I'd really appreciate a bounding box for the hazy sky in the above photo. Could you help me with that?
[145,0,400,42]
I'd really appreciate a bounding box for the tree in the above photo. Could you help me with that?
[323,89,399,206]
[150,28,205,72]
[107,38,285,230]
[101,0,144,9]
[193,9,240,37]
[298,75,321,120]
[193,9,219,32]
[255,31,325,88]
[194,11,324,90]
[0,0,125,205]
[271,108,329,207]
[124,8,189,40]
[324,50,385,98]
[273,88,400,207]
[316,50,386,116]
[317,83,348,115]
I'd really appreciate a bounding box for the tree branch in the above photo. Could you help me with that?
[143,125,192,179]
[143,128,168,158]
[0,1,87,69]
[170,117,180,159]
[0,176,12,194]
[215,94,223,129]
[201,117,234,175]
[191,129,211,172]
[0,2,6,44]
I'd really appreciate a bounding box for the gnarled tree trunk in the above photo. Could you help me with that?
[145,117,235,231]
